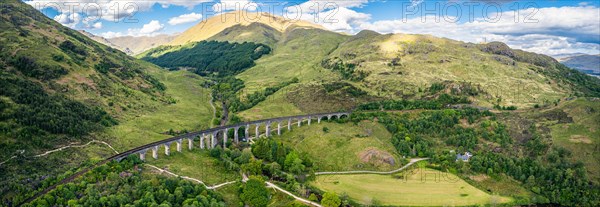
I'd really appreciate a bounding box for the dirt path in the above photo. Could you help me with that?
[33,140,119,158]
[146,164,236,190]
[315,158,429,175]
[1,140,118,166]
[266,181,322,207]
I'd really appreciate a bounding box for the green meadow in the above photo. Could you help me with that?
[312,168,512,206]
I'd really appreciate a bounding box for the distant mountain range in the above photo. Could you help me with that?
[555,54,600,76]
[139,11,600,110]
[79,31,177,55]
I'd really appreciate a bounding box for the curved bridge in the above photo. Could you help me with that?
[112,111,351,162]
[20,111,350,206]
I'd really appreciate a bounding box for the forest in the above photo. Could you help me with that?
[142,41,271,77]
[0,71,117,156]
[26,156,226,207]
[357,93,470,111]
[204,136,348,207]
[349,106,599,206]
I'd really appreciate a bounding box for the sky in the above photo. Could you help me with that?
[24,0,600,56]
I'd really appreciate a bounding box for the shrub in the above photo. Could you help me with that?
[321,192,341,207]
[59,40,87,56]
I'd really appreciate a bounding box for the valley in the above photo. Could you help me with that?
[1,1,599,207]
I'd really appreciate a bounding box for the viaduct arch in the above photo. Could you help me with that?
[112,112,351,162]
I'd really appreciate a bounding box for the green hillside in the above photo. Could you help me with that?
[208,22,282,47]
[4,3,599,206]
[274,120,401,172]
[0,0,170,163]
[137,19,599,121]
[500,98,600,183]
[233,30,600,120]
[0,0,216,204]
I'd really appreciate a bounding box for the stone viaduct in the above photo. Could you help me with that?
[19,111,351,205]
[111,112,351,162]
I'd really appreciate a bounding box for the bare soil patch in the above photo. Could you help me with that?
[358,147,396,166]
[569,135,592,144]
[470,174,490,182]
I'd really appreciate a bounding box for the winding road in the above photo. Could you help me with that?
[315,158,429,175]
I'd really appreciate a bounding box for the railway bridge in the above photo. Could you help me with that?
[20,112,351,206]
[112,112,351,162]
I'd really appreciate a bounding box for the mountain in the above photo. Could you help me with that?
[167,11,325,46]
[108,34,177,55]
[0,0,172,203]
[557,54,600,76]
[552,53,588,60]
[143,14,600,116]
[4,2,600,206]
[78,30,134,54]
[79,31,176,55]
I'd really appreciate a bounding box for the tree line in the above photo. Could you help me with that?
[142,41,271,77]
[350,105,599,206]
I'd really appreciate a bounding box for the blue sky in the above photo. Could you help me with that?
[26,0,600,56]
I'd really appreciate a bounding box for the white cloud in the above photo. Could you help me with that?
[99,20,164,38]
[99,31,124,38]
[90,22,103,29]
[26,0,213,23]
[212,0,259,13]
[316,7,370,33]
[286,0,369,13]
[284,0,371,34]
[168,12,203,25]
[358,6,600,55]
[138,20,164,34]
[53,12,81,28]
[579,2,590,6]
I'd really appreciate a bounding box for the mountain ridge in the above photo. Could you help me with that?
[109,34,178,55]
[141,13,600,111]
[168,11,326,46]
[557,54,600,75]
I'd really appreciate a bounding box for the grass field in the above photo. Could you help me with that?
[273,120,402,172]
[545,98,600,183]
[312,168,512,206]
[103,69,214,151]
[147,149,241,186]
[237,86,304,120]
